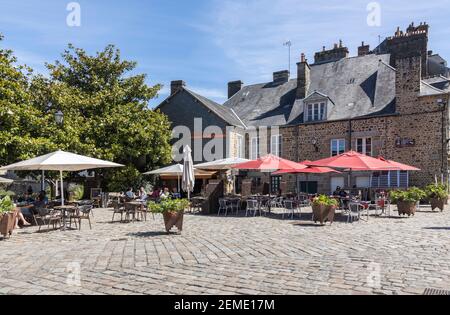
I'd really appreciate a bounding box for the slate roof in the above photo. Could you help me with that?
[224,53,397,126]
[156,87,246,128]
[185,89,246,128]
[160,52,449,130]
[223,80,298,127]
[428,54,449,77]
[423,76,450,93]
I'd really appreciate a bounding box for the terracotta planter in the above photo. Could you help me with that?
[397,201,417,216]
[162,212,184,233]
[312,204,336,225]
[430,198,447,212]
[0,211,18,238]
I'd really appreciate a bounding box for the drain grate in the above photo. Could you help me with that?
[423,288,450,295]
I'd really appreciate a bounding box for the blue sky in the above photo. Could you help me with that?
[1,0,449,107]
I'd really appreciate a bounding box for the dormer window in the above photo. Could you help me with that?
[306,102,326,122]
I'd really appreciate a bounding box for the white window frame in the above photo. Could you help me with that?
[331,139,346,157]
[236,134,244,159]
[251,137,259,160]
[356,137,373,156]
[271,135,282,157]
[305,101,326,122]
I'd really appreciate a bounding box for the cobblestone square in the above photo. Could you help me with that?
[1,207,449,295]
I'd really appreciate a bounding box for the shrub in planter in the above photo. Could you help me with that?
[68,184,85,202]
[312,195,339,225]
[0,196,17,238]
[148,199,190,233]
[390,187,426,216]
[425,184,448,212]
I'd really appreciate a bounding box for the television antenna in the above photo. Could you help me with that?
[283,40,292,73]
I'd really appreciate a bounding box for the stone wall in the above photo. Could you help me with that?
[281,91,449,193]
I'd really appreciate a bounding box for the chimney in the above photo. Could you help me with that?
[358,41,370,56]
[170,80,186,95]
[314,40,349,64]
[228,80,243,99]
[385,22,429,78]
[273,70,290,84]
[296,53,310,99]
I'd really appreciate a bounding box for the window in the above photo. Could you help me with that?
[306,102,326,122]
[271,135,282,157]
[236,134,244,158]
[371,171,409,188]
[331,139,346,156]
[271,176,282,194]
[356,138,372,156]
[251,137,259,160]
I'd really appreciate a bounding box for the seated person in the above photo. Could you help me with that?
[170,188,181,199]
[151,187,161,199]
[125,188,136,200]
[138,187,148,201]
[14,205,31,229]
[333,187,342,197]
[160,187,170,199]
[34,190,49,208]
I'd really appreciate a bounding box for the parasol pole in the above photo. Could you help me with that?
[60,170,64,206]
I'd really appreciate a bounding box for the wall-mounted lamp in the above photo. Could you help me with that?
[55,110,64,125]
[312,139,319,152]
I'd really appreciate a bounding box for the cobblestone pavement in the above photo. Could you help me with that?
[1,206,449,295]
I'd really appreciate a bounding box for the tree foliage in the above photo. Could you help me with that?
[0,36,172,190]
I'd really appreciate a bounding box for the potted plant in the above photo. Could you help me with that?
[390,187,426,217]
[148,199,190,233]
[0,196,18,238]
[425,184,448,212]
[312,195,339,225]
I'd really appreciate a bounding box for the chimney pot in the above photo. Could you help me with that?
[301,53,306,63]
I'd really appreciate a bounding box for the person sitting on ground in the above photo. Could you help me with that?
[160,187,170,199]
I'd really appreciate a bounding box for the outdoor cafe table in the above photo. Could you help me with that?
[125,201,146,222]
[54,205,77,230]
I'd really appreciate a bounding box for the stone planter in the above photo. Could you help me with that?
[430,198,447,212]
[397,201,417,216]
[162,212,184,233]
[0,211,18,239]
[312,204,336,225]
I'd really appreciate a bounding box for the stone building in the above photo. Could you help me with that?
[157,23,450,194]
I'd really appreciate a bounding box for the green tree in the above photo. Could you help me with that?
[35,44,173,190]
[0,34,56,166]
[1,37,172,190]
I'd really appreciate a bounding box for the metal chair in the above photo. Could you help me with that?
[368,197,384,217]
[246,199,262,217]
[69,205,93,230]
[282,200,298,220]
[218,199,232,216]
[230,198,241,215]
[34,208,62,231]
[270,197,283,209]
[346,203,363,223]
[111,200,125,222]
